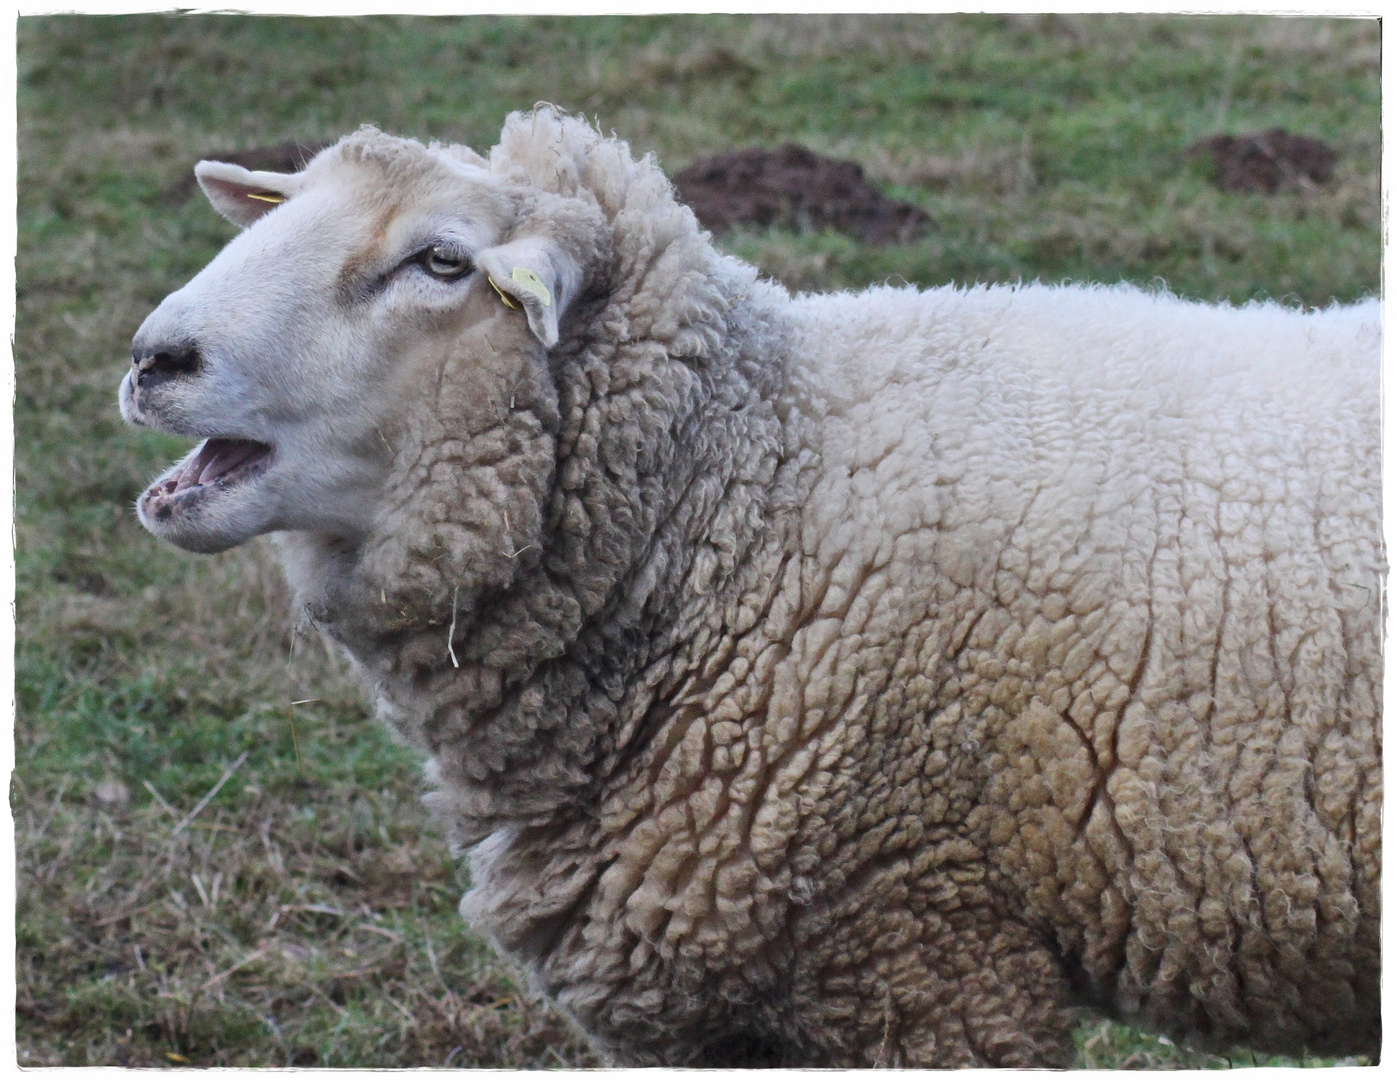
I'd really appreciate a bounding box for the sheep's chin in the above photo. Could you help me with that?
[137,437,275,554]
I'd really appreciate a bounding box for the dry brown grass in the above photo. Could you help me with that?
[17,762,594,1067]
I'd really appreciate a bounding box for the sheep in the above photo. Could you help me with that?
[120,109,1382,1067]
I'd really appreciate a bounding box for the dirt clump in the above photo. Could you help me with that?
[1187,128,1338,194]
[674,144,930,244]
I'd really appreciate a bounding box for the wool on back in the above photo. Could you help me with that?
[226,111,1379,1064]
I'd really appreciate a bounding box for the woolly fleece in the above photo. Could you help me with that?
[158,112,1383,1066]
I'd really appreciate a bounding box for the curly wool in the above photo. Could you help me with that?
[278,112,1382,1066]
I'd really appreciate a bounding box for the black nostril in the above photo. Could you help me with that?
[133,343,202,382]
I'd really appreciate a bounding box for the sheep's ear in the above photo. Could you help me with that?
[474,235,580,349]
[194,160,303,227]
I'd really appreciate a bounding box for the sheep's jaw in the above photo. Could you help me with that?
[137,437,274,553]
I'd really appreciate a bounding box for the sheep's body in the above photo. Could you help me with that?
[458,284,1382,1066]
[126,111,1381,1067]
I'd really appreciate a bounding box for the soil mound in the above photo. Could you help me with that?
[1188,128,1337,194]
[674,144,929,245]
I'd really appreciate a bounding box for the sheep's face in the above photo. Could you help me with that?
[122,131,577,555]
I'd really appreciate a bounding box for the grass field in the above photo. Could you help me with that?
[14,13,1380,1067]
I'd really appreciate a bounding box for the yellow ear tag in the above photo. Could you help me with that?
[488,276,520,310]
[246,192,286,204]
[510,266,552,307]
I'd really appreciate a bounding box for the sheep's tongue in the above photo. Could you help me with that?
[171,438,267,493]
[197,438,266,484]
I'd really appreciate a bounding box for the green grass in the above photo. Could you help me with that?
[15,13,1378,1067]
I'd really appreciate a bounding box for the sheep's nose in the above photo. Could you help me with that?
[132,342,202,383]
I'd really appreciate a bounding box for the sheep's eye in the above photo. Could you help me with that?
[420,246,472,279]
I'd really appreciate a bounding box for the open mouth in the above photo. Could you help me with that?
[143,437,273,517]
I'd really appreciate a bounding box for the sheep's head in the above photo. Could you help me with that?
[122,127,595,558]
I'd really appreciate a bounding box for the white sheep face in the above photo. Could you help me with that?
[121,131,569,554]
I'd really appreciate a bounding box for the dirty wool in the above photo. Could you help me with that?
[121,110,1382,1066]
